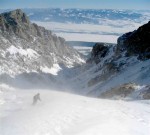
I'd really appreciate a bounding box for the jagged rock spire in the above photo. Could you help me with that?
[2,9,30,24]
[0,9,30,36]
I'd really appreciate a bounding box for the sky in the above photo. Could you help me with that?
[0,0,150,10]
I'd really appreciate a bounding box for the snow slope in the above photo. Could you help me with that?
[1,85,150,135]
[65,47,150,99]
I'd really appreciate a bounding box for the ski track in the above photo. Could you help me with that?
[1,88,150,135]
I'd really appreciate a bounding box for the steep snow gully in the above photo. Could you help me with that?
[0,10,150,135]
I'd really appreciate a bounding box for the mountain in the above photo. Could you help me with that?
[26,8,150,43]
[68,22,150,100]
[0,9,149,99]
[0,9,85,88]
[117,21,150,60]
[0,9,150,135]
[1,8,150,43]
[23,8,150,25]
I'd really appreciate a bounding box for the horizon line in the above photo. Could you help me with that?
[0,7,150,11]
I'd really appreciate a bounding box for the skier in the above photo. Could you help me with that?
[32,93,41,105]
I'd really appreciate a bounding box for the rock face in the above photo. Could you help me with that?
[87,43,110,64]
[0,9,84,75]
[117,21,150,60]
[73,22,150,100]
[0,9,29,27]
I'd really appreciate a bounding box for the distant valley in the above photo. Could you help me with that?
[1,8,150,43]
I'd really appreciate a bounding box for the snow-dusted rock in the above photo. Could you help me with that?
[68,22,150,99]
[0,9,85,76]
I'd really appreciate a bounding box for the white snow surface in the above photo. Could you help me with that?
[0,86,150,135]
[40,64,62,75]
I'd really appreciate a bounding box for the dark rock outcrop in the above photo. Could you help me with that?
[88,43,109,64]
[0,9,30,37]
[99,83,137,99]
[99,84,150,100]
[117,21,150,60]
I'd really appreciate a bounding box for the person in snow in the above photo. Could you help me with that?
[32,93,41,105]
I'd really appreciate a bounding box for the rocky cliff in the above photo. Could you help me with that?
[88,43,109,64]
[71,22,150,99]
[0,9,84,75]
[117,21,150,60]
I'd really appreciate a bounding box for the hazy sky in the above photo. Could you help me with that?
[0,0,150,10]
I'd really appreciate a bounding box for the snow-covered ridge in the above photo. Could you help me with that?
[0,9,85,76]
[66,21,150,99]
[67,43,150,99]
[0,9,85,90]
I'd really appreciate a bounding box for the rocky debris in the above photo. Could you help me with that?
[140,85,150,99]
[99,83,138,99]
[99,83,150,100]
[117,21,150,60]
